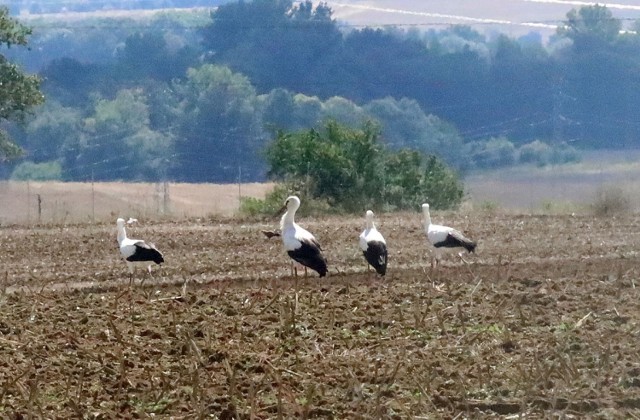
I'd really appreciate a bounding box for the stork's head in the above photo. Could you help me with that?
[285,195,301,211]
[366,209,376,222]
[276,195,301,218]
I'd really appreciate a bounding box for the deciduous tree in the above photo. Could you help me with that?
[0,7,44,160]
[266,120,464,212]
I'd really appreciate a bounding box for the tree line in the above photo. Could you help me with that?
[2,1,637,186]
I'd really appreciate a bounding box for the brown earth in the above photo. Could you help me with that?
[1,211,640,417]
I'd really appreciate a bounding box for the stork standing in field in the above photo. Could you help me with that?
[278,195,328,277]
[422,203,476,268]
[359,210,387,276]
[116,218,164,283]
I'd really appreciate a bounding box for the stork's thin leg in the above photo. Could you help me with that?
[304,266,308,277]
[434,250,443,270]
[126,262,134,286]
[140,265,152,288]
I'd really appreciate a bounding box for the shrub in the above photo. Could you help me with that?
[518,140,552,166]
[591,186,631,216]
[478,200,499,214]
[464,136,516,169]
[239,184,291,217]
[550,142,581,165]
[11,161,62,181]
[239,183,333,217]
[518,140,581,167]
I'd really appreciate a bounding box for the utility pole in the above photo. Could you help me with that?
[238,165,242,204]
[91,169,95,223]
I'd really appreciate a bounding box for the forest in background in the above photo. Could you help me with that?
[1,0,638,183]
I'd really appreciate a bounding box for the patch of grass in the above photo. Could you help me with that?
[539,199,582,215]
[478,200,499,214]
[591,186,631,217]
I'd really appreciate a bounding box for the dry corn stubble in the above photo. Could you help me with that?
[0,212,640,417]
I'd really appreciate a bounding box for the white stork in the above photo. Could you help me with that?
[116,218,164,282]
[422,203,476,268]
[359,210,387,276]
[278,195,328,277]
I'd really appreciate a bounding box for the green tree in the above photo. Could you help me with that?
[172,64,264,181]
[0,7,44,160]
[383,151,463,210]
[267,120,378,211]
[266,120,464,212]
[292,93,323,128]
[260,88,296,131]
[10,160,62,181]
[72,88,173,180]
[115,29,196,83]
[201,0,341,92]
[556,6,631,148]
[23,100,82,163]
[463,137,517,169]
[320,97,368,127]
[364,97,465,167]
[518,140,552,166]
[558,5,621,50]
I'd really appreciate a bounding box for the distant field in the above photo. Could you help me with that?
[330,0,640,40]
[2,150,640,225]
[0,181,274,225]
[17,1,640,41]
[465,150,640,213]
[17,7,213,21]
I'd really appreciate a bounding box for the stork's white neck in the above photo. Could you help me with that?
[366,216,375,230]
[281,209,296,229]
[422,207,432,227]
[117,225,127,244]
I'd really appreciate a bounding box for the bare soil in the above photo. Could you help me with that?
[1,211,640,418]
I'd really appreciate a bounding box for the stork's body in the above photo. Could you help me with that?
[422,203,476,268]
[116,218,164,282]
[279,196,328,277]
[359,210,387,276]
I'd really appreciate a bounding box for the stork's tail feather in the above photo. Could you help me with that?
[464,241,477,253]
[149,243,165,264]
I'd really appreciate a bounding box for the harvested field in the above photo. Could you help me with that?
[0,181,275,225]
[1,211,640,417]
